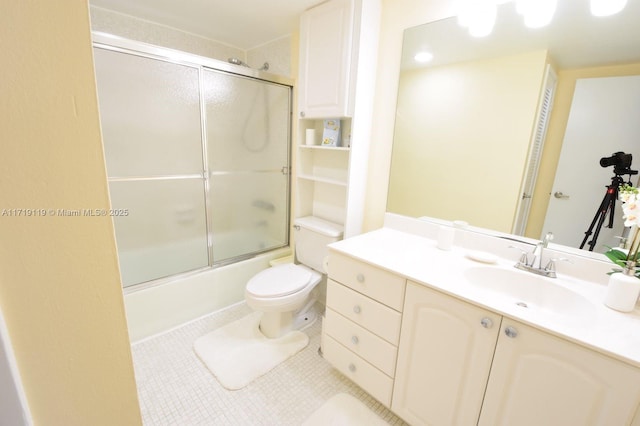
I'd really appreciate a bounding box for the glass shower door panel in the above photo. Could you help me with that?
[209,172,289,263]
[109,179,209,287]
[203,70,291,172]
[93,48,203,177]
[204,69,291,263]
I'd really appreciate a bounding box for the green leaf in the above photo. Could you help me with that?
[605,249,628,263]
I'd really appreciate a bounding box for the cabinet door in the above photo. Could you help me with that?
[479,320,640,426]
[298,0,355,118]
[392,282,501,426]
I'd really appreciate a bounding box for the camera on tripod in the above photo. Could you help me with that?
[581,151,638,251]
[600,151,638,176]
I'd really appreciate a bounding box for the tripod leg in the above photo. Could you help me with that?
[607,192,616,229]
[580,188,614,250]
[589,197,613,251]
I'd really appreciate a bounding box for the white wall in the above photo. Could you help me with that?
[90,6,293,77]
[90,6,245,62]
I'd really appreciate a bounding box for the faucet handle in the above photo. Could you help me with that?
[544,257,572,273]
[509,245,529,265]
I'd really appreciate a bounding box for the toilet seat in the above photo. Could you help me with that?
[246,263,313,298]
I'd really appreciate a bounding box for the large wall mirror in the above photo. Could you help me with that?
[388,0,640,254]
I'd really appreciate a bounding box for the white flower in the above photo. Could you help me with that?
[620,191,637,203]
[617,185,640,266]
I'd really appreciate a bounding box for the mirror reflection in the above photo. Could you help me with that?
[388,0,640,253]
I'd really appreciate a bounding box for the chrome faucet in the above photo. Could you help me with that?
[512,232,559,278]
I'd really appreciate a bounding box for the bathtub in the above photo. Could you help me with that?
[121,233,291,342]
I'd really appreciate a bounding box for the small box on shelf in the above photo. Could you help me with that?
[321,119,341,147]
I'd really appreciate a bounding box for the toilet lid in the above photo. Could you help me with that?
[246,264,313,298]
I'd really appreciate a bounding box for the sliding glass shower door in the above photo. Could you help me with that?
[93,42,291,288]
[203,70,291,263]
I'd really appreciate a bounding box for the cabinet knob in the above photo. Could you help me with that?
[353,305,361,314]
[348,363,356,372]
[480,317,493,329]
[351,335,359,345]
[504,326,518,338]
[300,111,306,118]
[356,273,365,283]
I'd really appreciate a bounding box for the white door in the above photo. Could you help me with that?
[542,75,640,252]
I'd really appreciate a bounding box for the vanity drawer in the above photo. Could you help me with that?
[323,335,394,407]
[328,252,405,311]
[327,280,402,345]
[324,308,398,377]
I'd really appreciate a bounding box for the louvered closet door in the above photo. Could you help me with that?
[512,64,556,236]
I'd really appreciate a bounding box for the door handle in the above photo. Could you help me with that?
[554,191,570,199]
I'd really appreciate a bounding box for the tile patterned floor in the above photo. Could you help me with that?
[131,302,408,425]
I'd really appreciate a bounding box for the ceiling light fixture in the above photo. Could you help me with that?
[590,0,628,16]
[456,0,497,38]
[455,0,626,38]
[516,0,557,28]
[414,51,434,63]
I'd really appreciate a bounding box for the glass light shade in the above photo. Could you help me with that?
[456,0,497,37]
[590,0,628,16]
[516,0,557,28]
[414,51,434,63]
[468,4,497,37]
[455,0,474,27]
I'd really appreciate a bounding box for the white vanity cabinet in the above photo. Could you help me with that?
[298,0,355,118]
[393,281,640,426]
[479,319,640,426]
[392,281,502,425]
[322,252,406,406]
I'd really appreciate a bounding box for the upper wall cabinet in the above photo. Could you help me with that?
[298,0,356,118]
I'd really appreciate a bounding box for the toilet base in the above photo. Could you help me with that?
[258,301,319,339]
[293,302,318,332]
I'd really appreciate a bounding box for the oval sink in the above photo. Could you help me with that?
[463,266,596,321]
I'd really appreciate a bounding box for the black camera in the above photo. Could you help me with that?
[600,151,637,175]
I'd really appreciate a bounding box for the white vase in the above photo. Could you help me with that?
[604,271,640,312]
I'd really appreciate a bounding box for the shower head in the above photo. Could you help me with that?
[228,58,270,72]
[228,57,250,67]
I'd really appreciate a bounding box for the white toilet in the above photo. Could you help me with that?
[245,216,343,338]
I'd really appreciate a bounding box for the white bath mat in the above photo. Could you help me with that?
[194,311,309,390]
[303,393,390,426]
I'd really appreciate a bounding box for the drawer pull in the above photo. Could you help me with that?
[356,273,365,283]
[348,363,356,372]
[353,305,361,314]
[480,317,493,329]
[351,335,359,345]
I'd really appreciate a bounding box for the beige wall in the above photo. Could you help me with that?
[364,0,454,231]
[526,62,640,237]
[1,2,141,425]
[388,50,548,232]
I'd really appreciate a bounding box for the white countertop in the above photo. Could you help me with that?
[328,226,640,368]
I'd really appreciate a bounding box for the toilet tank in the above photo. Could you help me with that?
[294,216,344,273]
